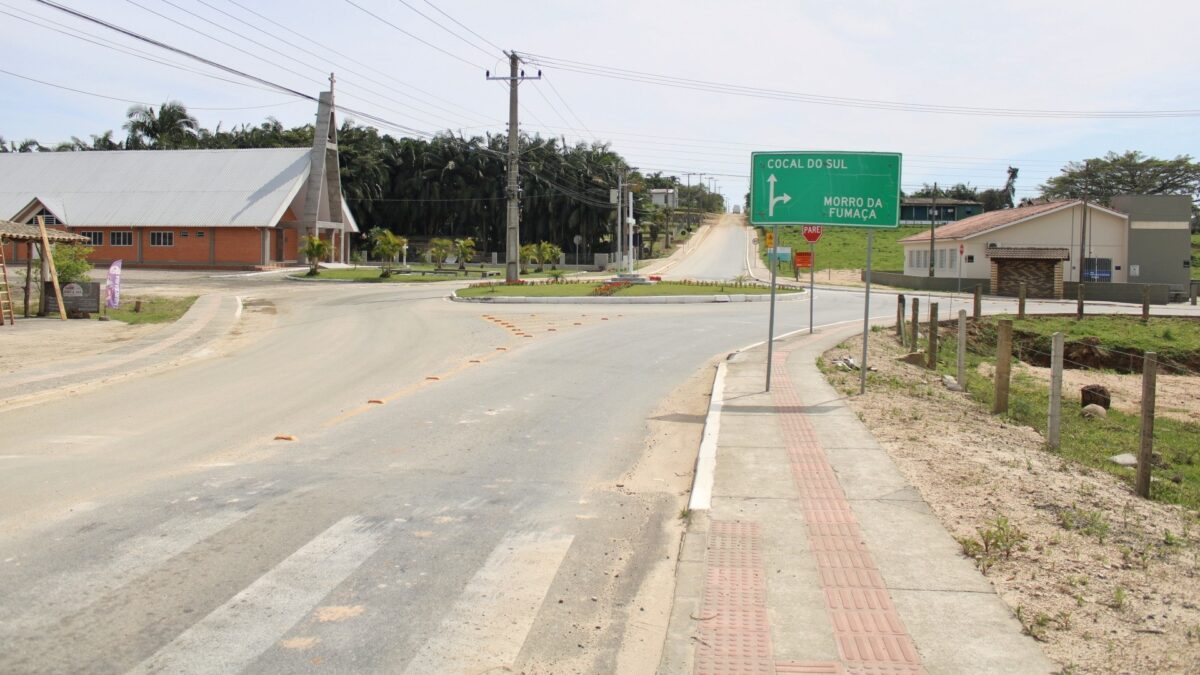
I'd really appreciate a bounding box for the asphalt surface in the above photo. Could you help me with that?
[0,226,865,674]
[3,220,1190,673]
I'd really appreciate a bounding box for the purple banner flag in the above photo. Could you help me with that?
[106,259,123,309]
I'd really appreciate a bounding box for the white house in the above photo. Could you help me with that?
[900,200,1130,298]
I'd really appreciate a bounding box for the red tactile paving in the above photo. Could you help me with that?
[769,347,925,674]
[694,521,776,675]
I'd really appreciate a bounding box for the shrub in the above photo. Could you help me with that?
[52,243,94,284]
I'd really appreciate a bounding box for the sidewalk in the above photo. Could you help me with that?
[0,293,241,410]
[661,327,1058,674]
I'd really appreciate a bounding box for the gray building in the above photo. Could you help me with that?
[1111,194,1193,291]
[649,188,678,208]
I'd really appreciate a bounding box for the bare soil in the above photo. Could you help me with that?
[823,331,1200,674]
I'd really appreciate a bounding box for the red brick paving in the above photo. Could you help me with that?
[694,521,775,675]
[771,347,925,674]
[693,344,925,674]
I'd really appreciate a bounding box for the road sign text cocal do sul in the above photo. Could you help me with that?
[750,151,902,228]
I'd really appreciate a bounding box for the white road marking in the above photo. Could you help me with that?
[403,531,574,674]
[0,509,249,634]
[130,515,387,675]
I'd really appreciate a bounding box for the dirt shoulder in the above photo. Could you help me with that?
[822,330,1200,674]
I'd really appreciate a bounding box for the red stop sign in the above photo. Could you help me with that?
[802,225,823,243]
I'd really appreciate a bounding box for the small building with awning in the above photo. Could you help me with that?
[895,196,1193,302]
[899,200,1128,299]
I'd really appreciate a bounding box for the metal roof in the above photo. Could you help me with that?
[0,149,356,232]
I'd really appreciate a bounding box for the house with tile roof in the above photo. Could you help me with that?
[897,196,1192,301]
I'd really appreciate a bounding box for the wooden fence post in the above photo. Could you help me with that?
[897,294,906,343]
[957,309,967,387]
[1076,284,1084,320]
[993,319,1013,414]
[909,296,920,353]
[1048,331,1063,449]
[1018,282,1026,319]
[1141,285,1150,323]
[1136,352,1157,498]
[927,302,939,369]
[973,284,982,319]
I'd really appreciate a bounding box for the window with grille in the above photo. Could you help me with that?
[26,208,59,226]
[80,231,103,246]
[150,231,174,247]
[110,231,133,247]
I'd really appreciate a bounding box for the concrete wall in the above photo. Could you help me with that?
[1112,194,1192,289]
[1064,281,1171,305]
[867,270,991,293]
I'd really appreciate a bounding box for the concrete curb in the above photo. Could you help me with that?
[450,290,805,305]
[687,360,726,512]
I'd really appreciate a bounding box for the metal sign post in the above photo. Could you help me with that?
[860,231,874,394]
[750,151,901,393]
[765,223,780,391]
[809,242,815,334]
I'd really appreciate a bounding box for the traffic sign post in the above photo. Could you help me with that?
[957,242,964,293]
[750,151,902,392]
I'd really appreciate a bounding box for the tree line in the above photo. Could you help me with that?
[0,101,726,255]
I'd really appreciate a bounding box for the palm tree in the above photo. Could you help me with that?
[124,101,199,149]
[368,227,404,277]
[428,238,454,269]
[453,237,476,270]
[520,243,538,274]
[301,236,331,276]
[537,241,562,270]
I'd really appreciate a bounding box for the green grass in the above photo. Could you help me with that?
[103,296,197,324]
[455,281,797,298]
[981,314,1200,356]
[756,224,928,275]
[294,268,461,282]
[923,331,1200,511]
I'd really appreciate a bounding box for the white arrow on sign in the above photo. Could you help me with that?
[767,174,791,217]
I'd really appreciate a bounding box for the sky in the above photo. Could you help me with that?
[3,0,1199,209]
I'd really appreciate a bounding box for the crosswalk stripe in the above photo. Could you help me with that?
[403,531,574,675]
[129,515,387,675]
[1,509,249,634]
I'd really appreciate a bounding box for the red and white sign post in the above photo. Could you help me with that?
[802,227,822,333]
[957,243,964,293]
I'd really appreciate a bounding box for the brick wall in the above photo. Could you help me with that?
[995,259,1057,298]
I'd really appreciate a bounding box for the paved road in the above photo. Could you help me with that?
[660,213,752,281]
[0,253,873,673]
[4,234,1190,672]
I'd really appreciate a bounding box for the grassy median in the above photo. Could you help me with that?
[103,296,197,324]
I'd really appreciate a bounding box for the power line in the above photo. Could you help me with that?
[0,68,299,111]
[30,0,434,138]
[189,0,497,129]
[542,74,597,143]
[522,52,1200,119]
[391,0,501,60]
[421,0,505,55]
[0,4,282,95]
[341,0,482,69]
[220,0,496,123]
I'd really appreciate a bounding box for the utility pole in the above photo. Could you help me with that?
[487,52,540,283]
[928,182,938,277]
[615,170,624,270]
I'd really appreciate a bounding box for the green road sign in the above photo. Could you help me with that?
[750,151,902,228]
